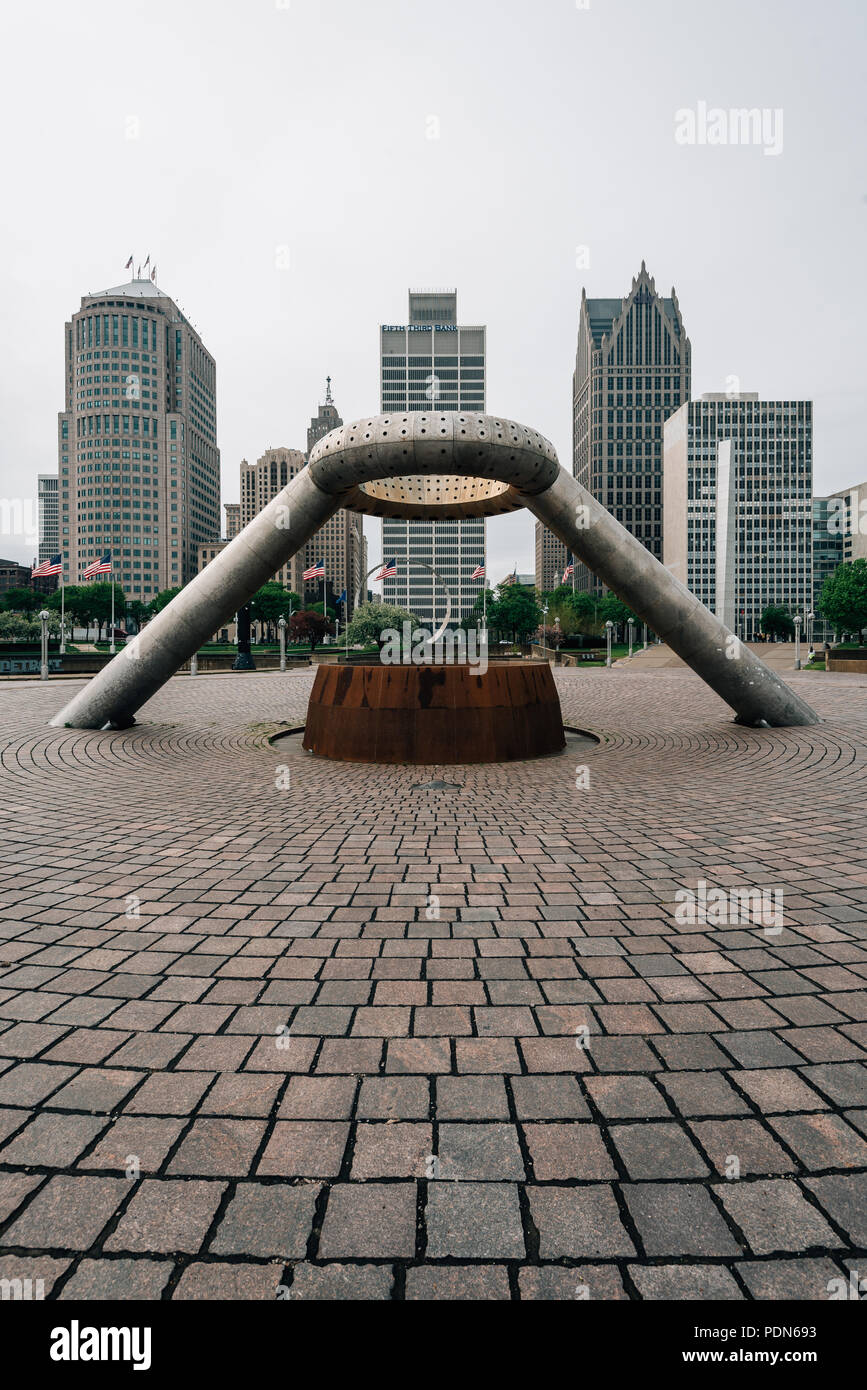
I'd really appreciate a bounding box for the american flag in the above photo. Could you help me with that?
[563,555,575,582]
[83,551,112,579]
[32,554,63,578]
[501,570,518,588]
[471,564,486,581]
[303,559,325,581]
[374,559,398,582]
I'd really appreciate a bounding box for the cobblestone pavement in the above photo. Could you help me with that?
[0,668,865,1301]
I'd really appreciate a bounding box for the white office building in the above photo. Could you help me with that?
[664,394,813,640]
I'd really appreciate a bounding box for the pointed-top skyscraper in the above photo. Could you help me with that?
[543,262,691,594]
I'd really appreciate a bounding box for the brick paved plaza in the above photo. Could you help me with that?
[0,667,865,1301]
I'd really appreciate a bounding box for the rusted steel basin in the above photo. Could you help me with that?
[302,662,565,765]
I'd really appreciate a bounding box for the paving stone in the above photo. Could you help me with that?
[657,1070,750,1118]
[437,1124,525,1181]
[803,1174,867,1246]
[173,1262,284,1300]
[105,1178,226,1253]
[84,1116,185,1173]
[436,1075,509,1120]
[286,1264,395,1300]
[257,1122,349,1178]
[167,1118,266,1176]
[584,1074,671,1120]
[405,1265,511,1300]
[629,1265,743,1300]
[279,1076,358,1120]
[518,1265,628,1300]
[688,1119,797,1176]
[58,1258,173,1300]
[622,1183,743,1258]
[736,1258,848,1301]
[0,1254,71,1298]
[4,1175,128,1251]
[733,1068,830,1113]
[511,1075,590,1120]
[0,1171,43,1224]
[425,1182,525,1260]
[0,1111,106,1168]
[210,1181,321,1258]
[318,1183,417,1259]
[528,1186,635,1259]
[523,1123,617,1180]
[352,1123,432,1178]
[357,1076,429,1120]
[717,1179,844,1255]
[609,1122,709,1179]
[768,1112,867,1170]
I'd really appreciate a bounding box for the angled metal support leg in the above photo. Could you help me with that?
[51,470,340,730]
[524,468,819,728]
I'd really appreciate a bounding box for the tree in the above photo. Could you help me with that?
[150,588,182,616]
[250,583,299,641]
[345,601,418,648]
[487,587,541,644]
[62,585,102,640]
[1,587,40,615]
[309,602,338,621]
[290,611,334,652]
[598,595,636,632]
[87,583,126,640]
[760,605,795,641]
[819,559,867,643]
[0,612,60,642]
[125,600,149,633]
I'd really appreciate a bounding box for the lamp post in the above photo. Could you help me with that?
[541,602,549,653]
[794,615,802,671]
[806,611,815,652]
[643,623,648,651]
[605,620,614,669]
[39,609,51,681]
[278,617,288,673]
[627,618,635,659]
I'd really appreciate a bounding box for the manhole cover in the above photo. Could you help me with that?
[413,780,464,792]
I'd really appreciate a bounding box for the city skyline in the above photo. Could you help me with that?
[1,0,864,584]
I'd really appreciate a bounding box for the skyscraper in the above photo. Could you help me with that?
[38,473,59,562]
[379,291,486,626]
[567,262,691,593]
[664,394,813,640]
[812,480,867,642]
[58,274,220,601]
[233,383,361,615]
[297,379,363,615]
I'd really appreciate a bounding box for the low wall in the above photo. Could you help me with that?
[828,652,867,674]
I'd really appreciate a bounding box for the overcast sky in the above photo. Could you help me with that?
[1,0,864,580]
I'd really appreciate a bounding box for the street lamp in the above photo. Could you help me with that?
[627,618,635,659]
[643,623,648,651]
[605,620,614,669]
[794,615,803,671]
[806,611,815,653]
[39,609,51,682]
[278,617,288,673]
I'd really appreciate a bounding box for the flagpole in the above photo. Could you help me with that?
[109,564,116,655]
[60,572,66,655]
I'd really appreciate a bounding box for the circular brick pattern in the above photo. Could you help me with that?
[0,667,865,1301]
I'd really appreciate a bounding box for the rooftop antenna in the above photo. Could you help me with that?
[325,376,333,406]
